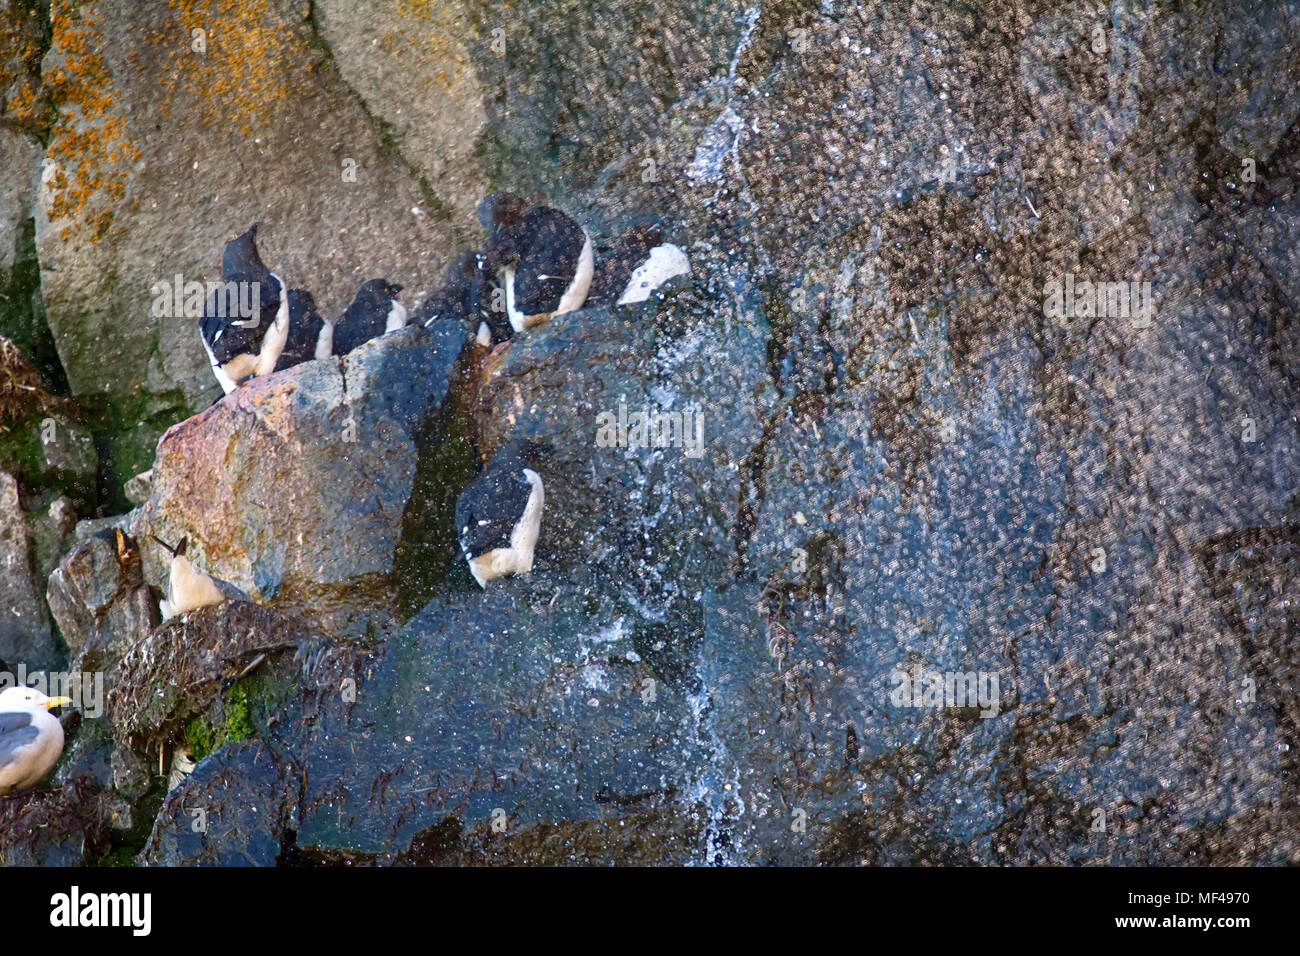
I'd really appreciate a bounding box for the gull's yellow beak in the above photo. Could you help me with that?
[43,697,74,710]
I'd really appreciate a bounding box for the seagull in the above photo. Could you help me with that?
[152,536,246,621]
[0,686,73,795]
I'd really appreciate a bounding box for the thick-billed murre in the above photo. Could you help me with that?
[332,278,408,355]
[478,193,593,333]
[198,224,291,393]
[455,440,547,587]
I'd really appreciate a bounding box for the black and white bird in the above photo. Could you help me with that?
[198,224,291,394]
[455,440,547,588]
[152,535,246,621]
[273,288,334,372]
[331,278,408,355]
[0,686,73,795]
[478,193,594,334]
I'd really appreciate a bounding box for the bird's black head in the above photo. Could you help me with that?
[478,195,531,274]
[357,278,403,302]
[222,223,269,282]
[477,192,529,233]
[150,534,187,558]
[491,437,552,470]
[444,250,480,290]
[620,214,666,251]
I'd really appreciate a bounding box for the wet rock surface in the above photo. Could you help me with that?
[135,322,467,641]
[0,469,58,668]
[0,0,1297,865]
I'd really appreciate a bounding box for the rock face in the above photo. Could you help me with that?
[0,128,41,273]
[135,322,468,640]
[311,0,487,232]
[6,0,1300,866]
[32,0,470,486]
[0,778,116,866]
[45,523,155,667]
[0,469,59,668]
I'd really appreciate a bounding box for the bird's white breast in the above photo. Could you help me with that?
[0,706,64,792]
[385,299,408,333]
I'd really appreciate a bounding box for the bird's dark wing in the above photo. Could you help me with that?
[0,712,39,767]
[414,288,462,327]
[198,288,261,365]
[418,253,484,327]
[455,466,534,559]
[275,289,326,371]
[333,286,389,355]
[513,207,588,315]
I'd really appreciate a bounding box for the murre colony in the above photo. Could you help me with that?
[190,197,687,591]
[0,196,689,794]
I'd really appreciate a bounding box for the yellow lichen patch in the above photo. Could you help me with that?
[390,0,475,94]
[153,0,297,137]
[43,0,141,242]
[0,5,46,131]
[6,74,44,129]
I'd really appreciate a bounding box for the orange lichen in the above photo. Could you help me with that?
[153,0,296,137]
[0,4,51,134]
[391,0,474,94]
[43,0,141,242]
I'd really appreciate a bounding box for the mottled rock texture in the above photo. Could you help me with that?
[2,0,1298,865]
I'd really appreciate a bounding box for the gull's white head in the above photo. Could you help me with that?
[0,686,73,712]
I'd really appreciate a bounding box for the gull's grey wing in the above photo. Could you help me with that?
[0,712,39,768]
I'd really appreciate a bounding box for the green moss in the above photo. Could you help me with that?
[184,681,256,761]
[81,384,191,515]
[182,713,212,761]
[392,390,480,617]
[0,412,46,484]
